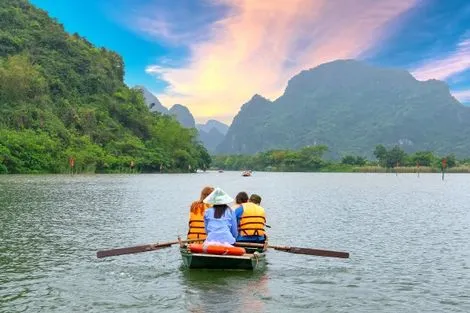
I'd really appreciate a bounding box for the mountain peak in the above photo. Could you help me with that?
[169,104,195,128]
[134,85,168,114]
[196,119,229,135]
[284,59,416,96]
[240,94,272,110]
[218,60,470,157]
[250,94,269,101]
[170,103,187,109]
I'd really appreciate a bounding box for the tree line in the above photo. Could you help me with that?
[211,144,469,172]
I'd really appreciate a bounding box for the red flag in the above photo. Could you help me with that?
[442,158,447,169]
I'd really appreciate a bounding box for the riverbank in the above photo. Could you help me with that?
[212,165,470,174]
[352,166,470,173]
[3,165,470,175]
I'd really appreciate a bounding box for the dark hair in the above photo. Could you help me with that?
[235,192,248,204]
[213,204,229,219]
[249,194,262,205]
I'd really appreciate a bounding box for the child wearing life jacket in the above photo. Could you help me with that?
[187,186,214,240]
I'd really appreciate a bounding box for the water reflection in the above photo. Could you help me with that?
[181,267,270,313]
[1,173,469,312]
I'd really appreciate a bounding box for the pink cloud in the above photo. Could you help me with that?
[135,17,176,42]
[451,89,470,103]
[411,37,470,81]
[139,0,417,123]
[127,1,226,45]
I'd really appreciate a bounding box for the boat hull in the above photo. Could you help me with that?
[242,170,252,177]
[180,246,266,270]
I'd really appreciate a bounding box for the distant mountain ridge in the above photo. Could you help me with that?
[196,120,228,153]
[135,85,168,114]
[135,86,198,129]
[196,119,229,135]
[135,86,228,152]
[198,128,225,153]
[168,104,196,128]
[216,60,470,157]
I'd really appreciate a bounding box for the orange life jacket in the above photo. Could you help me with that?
[238,202,266,236]
[187,202,210,240]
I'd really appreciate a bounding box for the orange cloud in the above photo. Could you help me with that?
[143,0,417,124]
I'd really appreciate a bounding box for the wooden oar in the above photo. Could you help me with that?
[235,242,349,259]
[96,238,203,258]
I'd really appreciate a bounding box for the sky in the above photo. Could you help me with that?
[31,0,470,124]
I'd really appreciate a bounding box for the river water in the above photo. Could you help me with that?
[1,172,469,312]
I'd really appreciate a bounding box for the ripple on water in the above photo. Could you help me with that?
[1,173,469,312]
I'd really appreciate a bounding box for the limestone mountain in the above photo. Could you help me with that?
[217,94,273,154]
[135,86,168,114]
[196,119,229,135]
[196,119,229,153]
[216,60,470,158]
[135,87,195,128]
[198,127,225,153]
[133,87,226,152]
[168,104,196,128]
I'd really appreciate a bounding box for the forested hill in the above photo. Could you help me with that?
[0,0,210,174]
[217,60,470,158]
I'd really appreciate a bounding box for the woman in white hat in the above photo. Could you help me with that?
[203,187,238,246]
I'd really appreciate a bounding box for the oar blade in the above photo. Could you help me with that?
[276,246,349,259]
[96,243,173,258]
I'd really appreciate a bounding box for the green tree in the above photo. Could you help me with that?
[341,155,367,166]
[195,144,211,171]
[436,154,456,169]
[373,145,406,168]
[373,144,387,166]
[387,146,406,168]
[0,0,211,174]
[0,54,47,105]
[408,151,435,167]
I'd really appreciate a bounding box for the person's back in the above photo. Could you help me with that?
[204,206,238,245]
[235,193,267,243]
[187,186,214,240]
[203,188,238,246]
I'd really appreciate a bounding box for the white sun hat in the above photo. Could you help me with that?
[203,187,234,205]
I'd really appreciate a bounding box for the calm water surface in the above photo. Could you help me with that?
[1,172,469,312]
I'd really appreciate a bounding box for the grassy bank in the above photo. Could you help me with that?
[352,166,470,173]
[213,165,470,173]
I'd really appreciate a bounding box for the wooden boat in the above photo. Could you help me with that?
[179,243,267,270]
